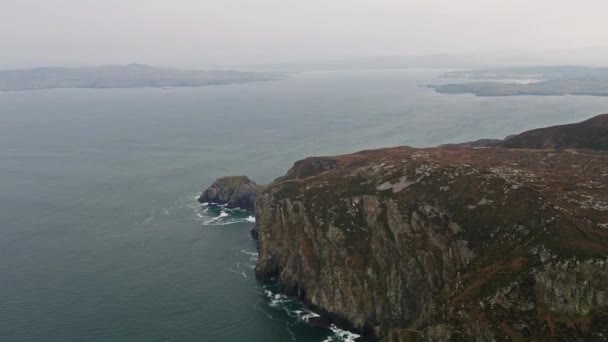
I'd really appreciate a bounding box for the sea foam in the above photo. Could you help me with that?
[187,194,256,226]
[262,285,360,342]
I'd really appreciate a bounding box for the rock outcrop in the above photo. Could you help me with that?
[198,176,261,211]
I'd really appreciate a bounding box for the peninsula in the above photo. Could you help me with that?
[200,114,608,340]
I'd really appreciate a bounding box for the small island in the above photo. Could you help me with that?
[432,65,608,97]
[0,64,282,91]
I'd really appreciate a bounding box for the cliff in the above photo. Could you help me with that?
[251,117,608,340]
[198,176,261,211]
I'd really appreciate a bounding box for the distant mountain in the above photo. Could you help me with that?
[0,64,282,91]
[503,113,608,150]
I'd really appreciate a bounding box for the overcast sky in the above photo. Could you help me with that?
[2,0,608,68]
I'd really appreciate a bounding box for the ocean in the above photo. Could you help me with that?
[1,69,608,341]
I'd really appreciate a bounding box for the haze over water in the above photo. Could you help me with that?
[2,69,608,341]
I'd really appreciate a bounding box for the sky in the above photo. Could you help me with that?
[2,0,608,68]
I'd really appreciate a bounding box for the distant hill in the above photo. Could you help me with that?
[0,64,281,91]
[503,113,608,150]
[432,66,608,97]
[432,79,608,96]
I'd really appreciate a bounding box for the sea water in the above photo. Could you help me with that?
[2,69,608,341]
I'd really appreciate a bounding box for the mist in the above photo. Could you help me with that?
[2,0,608,68]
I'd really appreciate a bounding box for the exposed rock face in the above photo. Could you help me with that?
[198,176,260,211]
[254,146,608,340]
[502,113,608,150]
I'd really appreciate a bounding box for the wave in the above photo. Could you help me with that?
[240,249,259,262]
[324,325,361,342]
[262,285,360,342]
[141,193,255,227]
[187,196,255,226]
[226,249,258,278]
[186,192,358,341]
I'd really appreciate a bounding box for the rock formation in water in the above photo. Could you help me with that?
[198,176,261,211]
[203,114,608,340]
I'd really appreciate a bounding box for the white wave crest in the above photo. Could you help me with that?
[264,290,290,307]
[324,325,361,342]
[262,286,360,341]
[240,249,259,262]
[186,195,255,226]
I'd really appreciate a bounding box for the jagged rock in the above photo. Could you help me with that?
[198,176,261,211]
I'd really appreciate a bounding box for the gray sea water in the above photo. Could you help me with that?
[2,69,608,342]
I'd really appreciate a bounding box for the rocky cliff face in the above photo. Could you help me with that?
[254,145,608,340]
[198,176,261,211]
